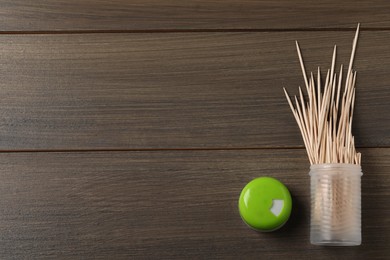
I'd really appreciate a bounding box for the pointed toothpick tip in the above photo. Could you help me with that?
[354,23,360,40]
[295,41,302,53]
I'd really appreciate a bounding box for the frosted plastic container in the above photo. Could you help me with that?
[309,163,362,246]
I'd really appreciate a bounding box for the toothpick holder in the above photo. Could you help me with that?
[309,164,362,246]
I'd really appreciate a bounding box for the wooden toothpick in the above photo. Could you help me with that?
[284,25,361,165]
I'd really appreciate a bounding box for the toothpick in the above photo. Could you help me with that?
[283,25,360,165]
[296,41,310,93]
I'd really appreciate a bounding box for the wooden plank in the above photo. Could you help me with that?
[0,1,390,31]
[0,148,388,258]
[0,31,389,150]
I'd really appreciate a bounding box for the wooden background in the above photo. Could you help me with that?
[0,1,389,259]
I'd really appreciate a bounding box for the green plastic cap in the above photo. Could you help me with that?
[238,177,292,232]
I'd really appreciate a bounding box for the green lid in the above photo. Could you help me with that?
[239,177,292,232]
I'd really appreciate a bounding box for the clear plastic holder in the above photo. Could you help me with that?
[309,163,362,246]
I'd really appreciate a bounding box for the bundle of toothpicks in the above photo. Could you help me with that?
[283,25,361,165]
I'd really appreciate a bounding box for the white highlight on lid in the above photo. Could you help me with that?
[270,199,284,217]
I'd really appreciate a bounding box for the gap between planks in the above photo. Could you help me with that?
[0,146,387,154]
[1,27,390,35]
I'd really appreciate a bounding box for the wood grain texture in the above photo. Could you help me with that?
[0,0,390,31]
[0,31,389,150]
[1,1,389,259]
[0,148,388,259]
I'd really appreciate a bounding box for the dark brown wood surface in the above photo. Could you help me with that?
[0,31,389,150]
[1,0,390,31]
[0,149,388,259]
[0,1,389,259]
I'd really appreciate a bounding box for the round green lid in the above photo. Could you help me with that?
[238,177,292,232]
